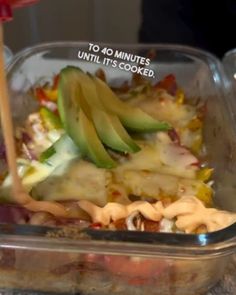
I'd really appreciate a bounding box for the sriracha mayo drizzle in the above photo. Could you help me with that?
[78,196,236,233]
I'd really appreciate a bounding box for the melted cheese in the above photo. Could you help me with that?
[130,90,203,151]
[119,170,212,201]
[33,159,112,206]
[115,133,199,181]
[131,91,196,128]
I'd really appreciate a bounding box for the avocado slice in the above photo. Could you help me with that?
[91,108,140,153]
[93,77,171,132]
[59,67,140,153]
[58,74,85,153]
[78,108,116,168]
[64,68,140,153]
[58,67,116,168]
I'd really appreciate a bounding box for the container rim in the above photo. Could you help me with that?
[223,48,236,59]
[0,222,235,259]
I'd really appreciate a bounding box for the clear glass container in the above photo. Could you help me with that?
[223,49,236,115]
[223,48,236,82]
[4,45,13,66]
[0,42,236,295]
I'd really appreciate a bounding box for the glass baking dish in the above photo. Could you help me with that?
[4,45,13,66]
[223,48,236,82]
[0,42,236,295]
[222,49,236,117]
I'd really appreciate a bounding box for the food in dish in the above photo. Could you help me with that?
[0,67,236,234]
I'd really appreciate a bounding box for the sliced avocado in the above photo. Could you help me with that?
[69,69,140,153]
[58,67,86,155]
[58,66,116,168]
[91,108,140,153]
[93,77,171,132]
[78,108,116,168]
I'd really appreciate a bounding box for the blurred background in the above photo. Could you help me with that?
[3,0,141,52]
[3,0,236,58]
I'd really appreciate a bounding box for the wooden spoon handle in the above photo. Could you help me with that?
[0,23,30,204]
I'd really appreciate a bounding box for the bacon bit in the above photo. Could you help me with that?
[143,219,160,232]
[168,128,180,144]
[113,217,160,232]
[89,222,102,230]
[131,73,146,87]
[154,74,177,95]
[95,69,106,82]
[113,218,127,230]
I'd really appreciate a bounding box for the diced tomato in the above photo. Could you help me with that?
[154,74,177,95]
[89,222,102,229]
[82,237,168,286]
[104,255,167,286]
[35,87,48,102]
[34,75,59,102]
[52,74,60,90]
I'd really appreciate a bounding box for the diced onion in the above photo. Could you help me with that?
[125,210,139,231]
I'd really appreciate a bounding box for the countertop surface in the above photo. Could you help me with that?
[207,255,236,295]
